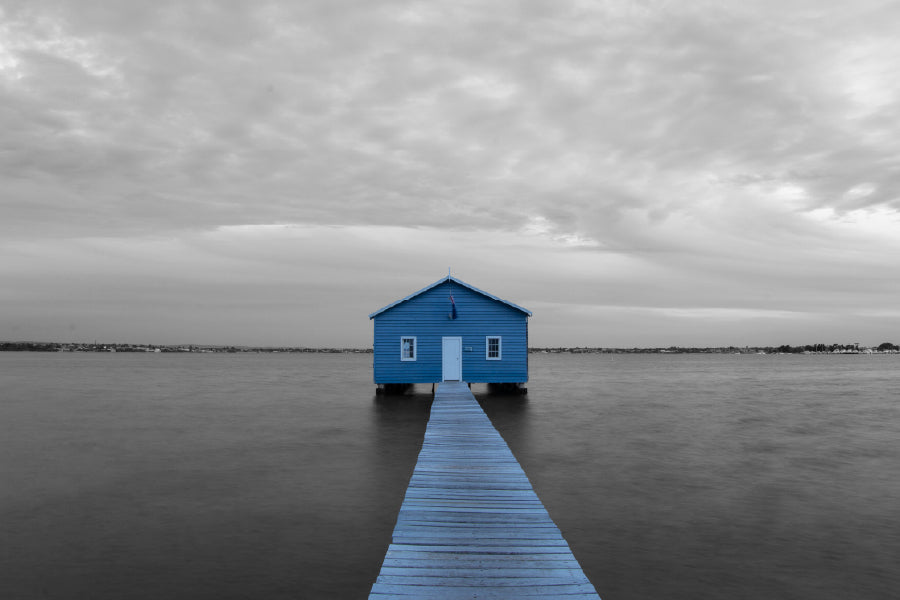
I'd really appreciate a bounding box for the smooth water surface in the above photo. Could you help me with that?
[2,352,898,599]
[1,352,431,599]
[480,353,900,599]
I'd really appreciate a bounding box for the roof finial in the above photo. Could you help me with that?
[448,267,451,279]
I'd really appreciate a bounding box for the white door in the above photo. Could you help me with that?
[442,337,462,381]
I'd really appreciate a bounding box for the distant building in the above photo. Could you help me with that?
[369,276,531,390]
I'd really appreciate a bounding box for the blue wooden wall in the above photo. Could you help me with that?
[371,280,529,384]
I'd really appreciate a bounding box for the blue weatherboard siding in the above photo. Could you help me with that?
[370,278,530,384]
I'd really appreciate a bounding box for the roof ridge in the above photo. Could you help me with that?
[368,276,531,319]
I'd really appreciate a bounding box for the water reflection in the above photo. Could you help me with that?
[359,390,433,591]
[474,389,530,449]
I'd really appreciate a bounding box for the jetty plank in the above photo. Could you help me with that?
[368,381,600,599]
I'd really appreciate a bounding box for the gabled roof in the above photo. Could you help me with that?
[368,276,532,319]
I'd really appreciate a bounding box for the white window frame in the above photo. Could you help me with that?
[486,336,502,360]
[400,336,417,361]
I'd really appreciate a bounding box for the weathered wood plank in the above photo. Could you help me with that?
[388,539,569,549]
[396,513,554,524]
[370,582,599,597]
[384,543,576,554]
[382,552,584,566]
[377,566,589,578]
[374,573,593,586]
[380,558,585,571]
[391,527,564,539]
[368,381,601,599]
[370,595,601,600]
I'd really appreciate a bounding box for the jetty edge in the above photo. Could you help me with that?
[369,381,601,599]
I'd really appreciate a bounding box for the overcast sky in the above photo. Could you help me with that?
[2,1,899,348]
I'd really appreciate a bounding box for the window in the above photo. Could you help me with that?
[400,337,416,361]
[486,336,502,360]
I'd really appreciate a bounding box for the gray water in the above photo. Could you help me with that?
[1,352,898,599]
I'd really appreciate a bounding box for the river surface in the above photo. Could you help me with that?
[1,352,898,599]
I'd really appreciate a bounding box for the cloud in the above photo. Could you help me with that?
[2,0,899,345]
[6,1,900,234]
[4,215,898,346]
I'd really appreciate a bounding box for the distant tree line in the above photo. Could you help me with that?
[4,340,899,354]
[0,342,373,353]
[1,342,61,351]
[773,342,899,353]
[530,343,900,354]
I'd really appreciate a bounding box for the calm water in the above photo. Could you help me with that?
[1,352,898,599]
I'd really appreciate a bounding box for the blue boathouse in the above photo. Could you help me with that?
[369,276,531,392]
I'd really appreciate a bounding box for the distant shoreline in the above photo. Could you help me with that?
[532,345,899,355]
[2,341,898,354]
[0,342,372,354]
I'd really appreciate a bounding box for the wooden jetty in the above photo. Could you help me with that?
[369,381,600,599]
